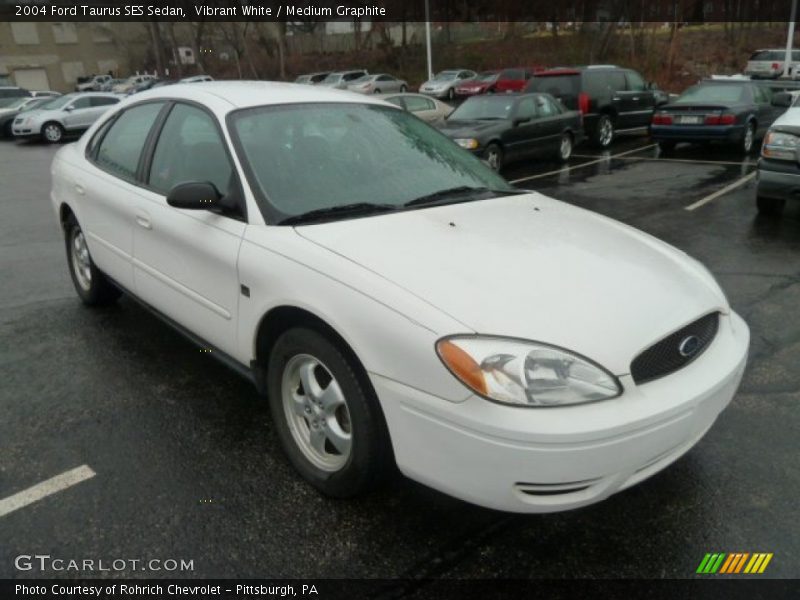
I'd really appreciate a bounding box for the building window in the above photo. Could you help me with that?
[11,23,39,45]
[52,23,79,44]
[61,61,86,84]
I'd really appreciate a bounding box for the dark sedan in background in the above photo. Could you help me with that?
[437,93,584,170]
[650,80,787,154]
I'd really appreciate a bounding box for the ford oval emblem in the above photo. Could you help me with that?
[678,335,701,358]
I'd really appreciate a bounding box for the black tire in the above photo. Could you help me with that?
[740,121,756,155]
[592,114,614,148]
[658,141,676,154]
[483,142,504,171]
[400,84,407,92]
[373,88,381,94]
[266,327,392,498]
[41,121,65,144]
[447,88,455,101]
[756,195,785,216]
[2,120,11,139]
[64,213,121,305]
[557,132,573,162]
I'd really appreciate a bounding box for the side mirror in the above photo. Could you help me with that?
[772,92,793,108]
[64,105,74,112]
[167,181,230,211]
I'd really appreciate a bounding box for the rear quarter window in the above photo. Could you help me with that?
[526,75,580,96]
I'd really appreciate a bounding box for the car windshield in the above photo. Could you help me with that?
[675,84,747,104]
[449,97,514,120]
[476,72,499,82]
[229,103,513,222]
[433,71,459,81]
[322,74,343,83]
[36,95,75,110]
[0,96,28,108]
[350,75,373,84]
[20,98,49,111]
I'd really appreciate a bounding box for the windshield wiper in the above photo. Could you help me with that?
[280,202,398,225]
[404,186,517,208]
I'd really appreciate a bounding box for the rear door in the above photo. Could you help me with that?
[532,94,566,152]
[505,96,539,157]
[604,70,638,129]
[527,73,581,110]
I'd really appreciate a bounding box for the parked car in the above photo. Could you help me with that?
[438,93,584,169]
[30,90,61,98]
[0,96,51,137]
[49,81,749,514]
[11,92,120,143]
[0,86,30,100]
[379,93,453,124]
[455,70,500,97]
[745,49,800,79]
[317,70,368,90]
[180,75,214,83]
[526,65,661,148]
[419,69,477,100]
[347,74,408,94]
[76,74,112,92]
[113,75,156,94]
[492,68,542,93]
[295,72,331,84]
[100,78,125,92]
[754,91,800,215]
[128,79,165,95]
[650,80,786,154]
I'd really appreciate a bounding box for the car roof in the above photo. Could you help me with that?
[127,81,393,110]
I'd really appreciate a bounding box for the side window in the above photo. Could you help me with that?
[515,97,536,120]
[344,72,363,81]
[626,71,646,91]
[149,103,233,197]
[535,95,559,117]
[378,75,392,82]
[91,96,119,107]
[384,96,405,109]
[70,97,92,109]
[609,71,627,92]
[753,85,771,105]
[86,116,116,159]
[95,102,164,181]
[405,96,435,112]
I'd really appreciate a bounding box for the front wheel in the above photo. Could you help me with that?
[42,121,64,144]
[484,143,504,171]
[64,214,121,305]
[400,84,407,92]
[557,132,573,162]
[447,88,455,101]
[592,114,614,148]
[267,328,392,498]
[756,195,785,216]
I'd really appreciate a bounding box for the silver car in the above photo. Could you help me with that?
[317,70,368,90]
[11,92,120,143]
[745,49,800,79]
[347,74,408,94]
[379,93,453,124]
[419,69,477,100]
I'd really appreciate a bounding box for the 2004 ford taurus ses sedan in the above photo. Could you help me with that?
[51,82,749,513]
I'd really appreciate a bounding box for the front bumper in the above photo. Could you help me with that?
[419,88,449,99]
[757,162,800,201]
[372,311,749,513]
[11,124,37,138]
[650,124,745,143]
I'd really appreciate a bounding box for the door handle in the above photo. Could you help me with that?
[135,214,152,230]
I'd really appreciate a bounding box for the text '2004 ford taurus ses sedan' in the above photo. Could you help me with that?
[50,82,749,513]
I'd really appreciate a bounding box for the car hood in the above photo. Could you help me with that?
[438,119,507,137]
[295,193,728,375]
[770,107,800,128]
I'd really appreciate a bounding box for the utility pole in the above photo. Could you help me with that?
[425,0,433,81]
[784,0,797,78]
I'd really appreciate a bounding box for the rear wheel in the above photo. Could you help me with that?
[267,328,392,497]
[447,88,455,101]
[593,114,614,148]
[484,143,504,171]
[756,195,785,216]
[64,214,121,305]
[42,121,64,144]
[373,88,381,94]
[658,141,676,153]
[400,84,407,92]
[557,132,573,162]
[740,122,756,154]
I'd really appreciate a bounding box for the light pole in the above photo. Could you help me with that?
[784,0,797,78]
[425,0,433,81]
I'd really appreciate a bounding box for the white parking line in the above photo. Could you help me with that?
[509,144,657,184]
[0,465,96,518]
[571,154,756,167]
[684,171,758,211]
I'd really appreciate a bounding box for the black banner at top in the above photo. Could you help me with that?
[0,0,796,22]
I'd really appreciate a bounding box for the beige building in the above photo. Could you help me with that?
[0,22,132,92]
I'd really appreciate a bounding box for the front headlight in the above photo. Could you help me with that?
[762,130,800,160]
[436,336,622,407]
[454,138,479,149]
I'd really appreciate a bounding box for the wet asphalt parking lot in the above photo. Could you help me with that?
[1,130,798,587]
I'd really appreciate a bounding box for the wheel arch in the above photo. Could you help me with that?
[59,202,76,231]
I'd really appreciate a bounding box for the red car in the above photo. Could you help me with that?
[455,70,500,97]
[492,67,545,93]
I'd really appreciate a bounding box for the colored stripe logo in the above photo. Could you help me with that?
[696,552,773,574]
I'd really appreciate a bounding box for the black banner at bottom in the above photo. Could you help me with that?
[1,579,798,600]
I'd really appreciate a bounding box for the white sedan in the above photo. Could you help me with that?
[50,82,749,513]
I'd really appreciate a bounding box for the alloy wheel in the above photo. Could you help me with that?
[70,229,92,291]
[44,124,62,143]
[560,134,573,161]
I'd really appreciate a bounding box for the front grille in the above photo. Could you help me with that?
[631,312,719,385]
